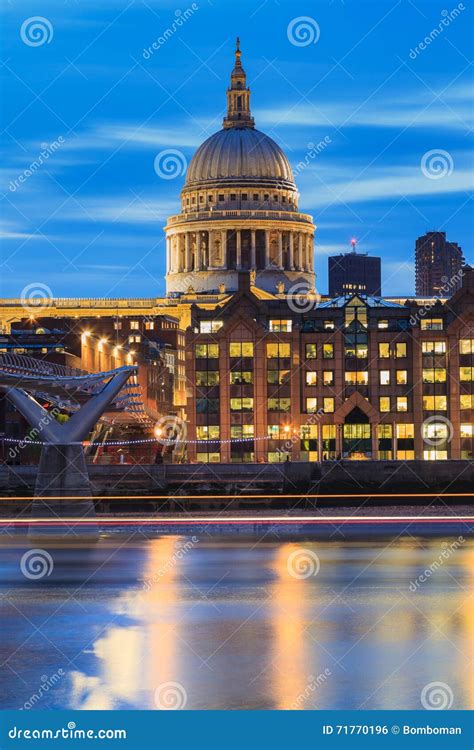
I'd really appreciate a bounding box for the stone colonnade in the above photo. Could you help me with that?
[166,227,314,274]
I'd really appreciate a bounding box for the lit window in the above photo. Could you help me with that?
[345,371,368,385]
[396,370,408,385]
[460,367,474,382]
[396,424,414,439]
[306,397,318,413]
[267,398,291,412]
[230,397,254,411]
[130,321,139,330]
[378,424,392,438]
[230,371,253,384]
[420,318,443,330]
[269,319,292,332]
[422,368,447,383]
[129,335,141,343]
[266,343,291,358]
[323,397,334,413]
[114,321,122,330]
[378,320,389,330]
[305,371,317,386]
[323,343,334,359]
[395,342,407,358]
[422,421,450,441]
[195,343,219,358]
[200,321,223,333]
[379,397,390,412]
[379,370,390,385]
[396,396,408,412]
[422,395,447,410]
[460,339,474,354]
[378,343,390,358]
[422,341,446,354]
[323,371,334,386]
[229,342,254,357]
[305,343,317,359]
[267,370,290,385]
[196,425,220,440]
[461,423,474,438]
[144,321,155,331]
[196,452,221,463]
[196,371,220,386]
[231,425,254,438]
[460,395,474,409]
[324,320,335,331]
[423,450,447,461]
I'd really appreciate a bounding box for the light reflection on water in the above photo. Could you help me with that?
[0,533,472,710]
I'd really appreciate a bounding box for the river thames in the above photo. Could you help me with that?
[0,530,472,711]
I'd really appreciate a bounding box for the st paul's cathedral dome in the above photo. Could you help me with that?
[165,39,315,295]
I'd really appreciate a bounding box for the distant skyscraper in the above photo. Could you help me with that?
[328,240,381,297]
[415,231,463,296]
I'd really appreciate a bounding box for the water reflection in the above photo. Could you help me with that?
[0,534,472,710]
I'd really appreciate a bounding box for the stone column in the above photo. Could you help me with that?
[265,230,270,268]
[298,233,303,271]
[221,230,227,268]
[236,229,242,269]
[166,236,171,274]
[185,233,191,272]
[289,232,294,270]
[251,229,256,268]
[278,232,283,269]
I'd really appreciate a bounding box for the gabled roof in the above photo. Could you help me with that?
[318,294,405,309]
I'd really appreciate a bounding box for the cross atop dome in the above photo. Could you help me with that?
[223,37,255,130]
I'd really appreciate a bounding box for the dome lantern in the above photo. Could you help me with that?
[223,37,255,130]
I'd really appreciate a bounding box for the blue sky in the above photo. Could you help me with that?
[1,0,473,299]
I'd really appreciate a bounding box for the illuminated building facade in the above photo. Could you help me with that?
[0,41,472,465]
[415,231,464,296]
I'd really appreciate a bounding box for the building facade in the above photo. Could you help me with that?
[415,231,464,296]
[328,246,382,296]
